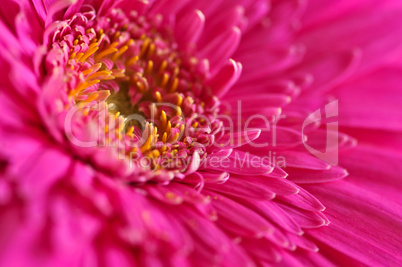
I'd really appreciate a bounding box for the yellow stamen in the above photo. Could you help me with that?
[140,38,151,57]
[177,94,183,106]
[81,63,102,75]
[87,70,112,80]
[141,135,153,153]
[147,43,155,58]
[75,53,84,61]
[95,42,119,61]
[126,126,134,136]
[160,111,167,129]
[118,121,125,132]
[127,56,139,66]
[88,42,99,50]
[70,79,101,96]
[127,39,134,46]
[84,93,99,102]
[173,66,180,76]
[104,75,116,80]
[162,132,167,143]
[80,46,99,62]
[145,60,153,74]
[81,69,93,76]
[160,73,169,87]
[176,106,182,117]
[155,91,162,103]
[172,132,179,142]
[136,81,146,93]
[166,121,171,134]
[159,60,167,73]
[112,45,128,61]
[112,69,125,78]
[170,77,179,93]
[186,96,194,106]
[117,70,127,79]
[152,150,160,158]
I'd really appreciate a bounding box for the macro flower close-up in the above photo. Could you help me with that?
[0,0,401,266]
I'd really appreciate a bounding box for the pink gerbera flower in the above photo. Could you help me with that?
[0,0,401,266]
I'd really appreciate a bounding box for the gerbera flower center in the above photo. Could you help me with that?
[46,8,222,174]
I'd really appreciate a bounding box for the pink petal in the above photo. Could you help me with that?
[280,151,330,170]
[285,166,348,184]
[209,193,275,238]
[299,5,402,75]
[276,186,326,212]
[174,9,205,49]
[233,175,299,196]
[149,0,190,17]
[224,93,291,108]
[279,204,329,229]
[205,178,275,200]
[335,67,402,131]
[198,27,241,75]
[206,59,242,98]
[202,151,274,175]
[198,5,245,48]
[304,180,402,265]
[214,129,261,149]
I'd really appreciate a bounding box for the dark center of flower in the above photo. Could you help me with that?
[45,8,222,175]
